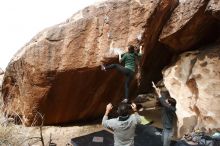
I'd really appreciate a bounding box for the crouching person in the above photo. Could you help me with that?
[102,103,141,146]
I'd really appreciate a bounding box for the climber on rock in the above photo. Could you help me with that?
[101,45,143,103]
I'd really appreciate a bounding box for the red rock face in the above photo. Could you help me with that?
[2,0,161,125]
[159,0,219,51]
[2,0,220,130]
[139,0,178,92]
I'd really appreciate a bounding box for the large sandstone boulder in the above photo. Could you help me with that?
[3,0,220,129]
[163,43,220,136]
[2,0,161,125]
[159,0,219,51]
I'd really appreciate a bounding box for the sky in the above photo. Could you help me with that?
[0,0,101,70]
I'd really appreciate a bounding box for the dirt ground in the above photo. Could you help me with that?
[19,124,103,145]
[0,111,104,145]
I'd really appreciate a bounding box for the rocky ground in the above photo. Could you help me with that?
[0,122,103,146]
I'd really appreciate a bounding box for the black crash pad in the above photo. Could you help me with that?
[70,125,176,146]
[71,130,114,146]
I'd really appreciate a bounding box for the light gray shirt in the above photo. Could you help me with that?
[102,113,141,146]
